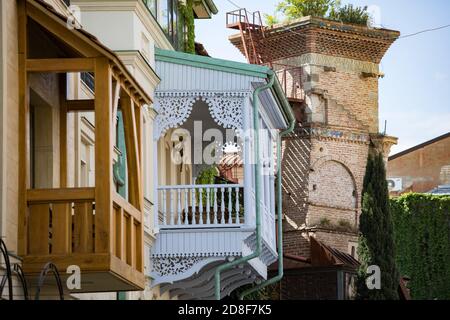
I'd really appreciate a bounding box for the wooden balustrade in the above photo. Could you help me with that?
[27,188,95,256]
[157,185,244,228]
[112,194,143,272]
[24,188,143,277]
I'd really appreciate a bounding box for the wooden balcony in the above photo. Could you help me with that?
[22,188,144,292]
[17,0,152,293]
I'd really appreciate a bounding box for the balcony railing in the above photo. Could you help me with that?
[272,63,304,102]
[22,188,144,291]
[26,188,96,256]
[157,184,244,228]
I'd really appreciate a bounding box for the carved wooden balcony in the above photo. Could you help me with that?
[17,0,151,293]
[23,188,144,292]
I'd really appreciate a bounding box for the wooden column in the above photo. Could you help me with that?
[94,57,113,253]
[59,73,68,187]
[121,94,143,211]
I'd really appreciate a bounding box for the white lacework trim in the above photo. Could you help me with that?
[204,96,243,129]
[154,91,250,138]
[154,96,196,138]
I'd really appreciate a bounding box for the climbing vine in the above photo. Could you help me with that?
[195,166,219,204]
[179,0,195,54]
[195,165,218,185]
[391,194,450,300]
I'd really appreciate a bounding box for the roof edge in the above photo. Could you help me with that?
[155,48,271,78]
[389,132,450,161]
[267,15,401,39]
[204,0,218,15]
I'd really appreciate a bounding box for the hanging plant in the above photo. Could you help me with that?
[179,0,196,54]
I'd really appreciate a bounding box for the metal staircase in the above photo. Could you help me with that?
[226,9,264,65]
[226,9,305,104]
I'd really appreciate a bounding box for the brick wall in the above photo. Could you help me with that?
[314,68,379,133]
[315,230,359,255]
[279,35,392,260]
[388,134,450,193]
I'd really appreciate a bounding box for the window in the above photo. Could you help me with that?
[144,0,158,18]
[160,0,169,34]
[80,137,94,187]
[348,242,358,260]
[158,0,179,49]
[170,0,178,47]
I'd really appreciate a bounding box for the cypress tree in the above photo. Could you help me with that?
[356,152,399,300]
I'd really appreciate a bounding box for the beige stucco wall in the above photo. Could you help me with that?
[0,0,19,253]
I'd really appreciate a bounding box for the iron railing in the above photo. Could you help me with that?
[1,238,64,300]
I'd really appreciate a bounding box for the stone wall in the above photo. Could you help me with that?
[0,0,19,254]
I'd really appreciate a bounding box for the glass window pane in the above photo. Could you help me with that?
[145,0,157,17]
[160,0,169,34]
[172,0,178,45]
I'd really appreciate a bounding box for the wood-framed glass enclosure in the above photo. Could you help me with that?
[17,0,151,292]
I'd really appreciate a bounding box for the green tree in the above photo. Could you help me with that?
[329,4,369,25]
[276,0,339,19]
[356,152,399,300]
[264,13,280,27]
[273,0,369,26]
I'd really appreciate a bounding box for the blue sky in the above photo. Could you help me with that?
[195,0,450,155]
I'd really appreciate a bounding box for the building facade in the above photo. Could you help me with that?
[1,0,296,301]
[0,0,225,300]
[228,12,399,299]
[388,132,450,195]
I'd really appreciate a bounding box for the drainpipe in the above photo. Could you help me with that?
[214,71,276,300]
[238,74,296,300]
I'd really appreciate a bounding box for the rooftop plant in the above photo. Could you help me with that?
[329,4,370,25]
[265,0,370,26]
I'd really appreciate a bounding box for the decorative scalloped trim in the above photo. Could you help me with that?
[150,256,227,286]
[151,251,242,258]
[154,91,251,138]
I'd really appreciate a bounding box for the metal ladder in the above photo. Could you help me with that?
[226,8,264,65]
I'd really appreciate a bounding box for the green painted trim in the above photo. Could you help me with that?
[114,111,127,198]
[155,48,271,78]
[238,91,296,300]
[117,291,127,300]
[271,73,294,125]
[203,0,218,15]
[214,73,277,300]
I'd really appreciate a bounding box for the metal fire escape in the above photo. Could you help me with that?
[226,9,304,103]
[226,9,264,65]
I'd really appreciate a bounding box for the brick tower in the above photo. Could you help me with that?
[228,12,399,299]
